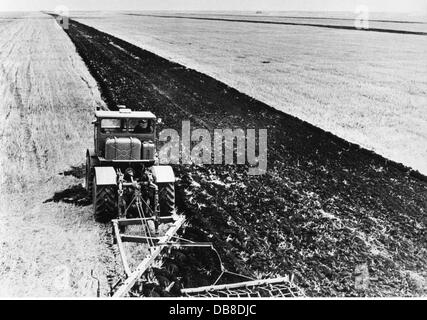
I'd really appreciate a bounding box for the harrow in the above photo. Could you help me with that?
[111,210,304,298]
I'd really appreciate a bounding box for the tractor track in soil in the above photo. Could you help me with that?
[60,17,427,297]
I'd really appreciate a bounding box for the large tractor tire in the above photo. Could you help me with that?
[158,183,175,216]
[93,176,117,222]
[85,150,97,200]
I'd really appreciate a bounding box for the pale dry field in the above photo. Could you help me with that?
[75,12,427,175]
[0,12,120,297]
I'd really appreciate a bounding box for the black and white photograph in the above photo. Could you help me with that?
[0,0,426,305]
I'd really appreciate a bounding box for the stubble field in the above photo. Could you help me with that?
[0,12,119,297]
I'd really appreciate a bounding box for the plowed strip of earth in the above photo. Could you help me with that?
[61,18,427,297]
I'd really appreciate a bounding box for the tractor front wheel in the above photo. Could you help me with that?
[93,176,117,222]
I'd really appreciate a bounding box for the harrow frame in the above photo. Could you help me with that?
[111,213,304,298]
[112,214,186,297]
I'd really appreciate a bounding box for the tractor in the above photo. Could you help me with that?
[85,106,176,223]
[85,107,304,298]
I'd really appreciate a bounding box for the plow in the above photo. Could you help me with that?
[86,106,304,297]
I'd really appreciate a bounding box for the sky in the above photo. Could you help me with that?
[0,0,426,13]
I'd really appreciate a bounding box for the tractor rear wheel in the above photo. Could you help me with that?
[93,176,117,222]
[86,155,94,198]
[86,151,98,200]
[158,183,175,216]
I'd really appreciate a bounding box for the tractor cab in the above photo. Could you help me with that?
[92,107,157,163]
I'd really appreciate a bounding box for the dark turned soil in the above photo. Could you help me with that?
[62,17,427,297]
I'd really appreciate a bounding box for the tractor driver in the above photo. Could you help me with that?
[133,119,152,134]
